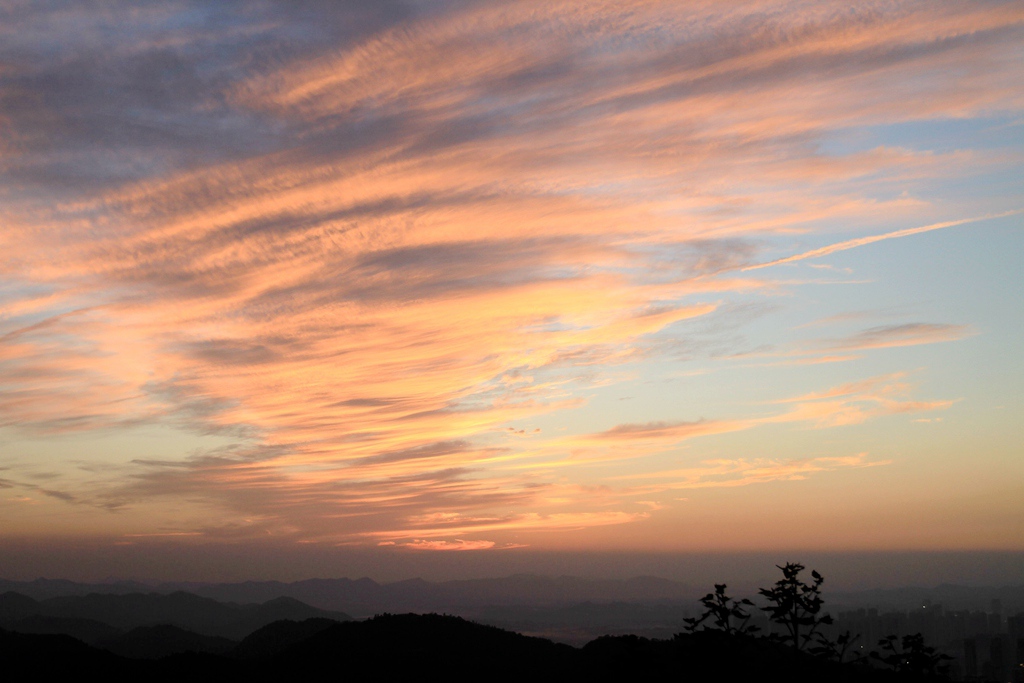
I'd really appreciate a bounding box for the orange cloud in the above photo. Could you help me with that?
[400,539,498,551]
[616,452,889,492]
[770,373,954,427]
[1,0,1017,548]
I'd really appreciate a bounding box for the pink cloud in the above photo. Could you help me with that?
[0,0,1017,547]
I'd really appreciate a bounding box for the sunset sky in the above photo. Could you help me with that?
[1,1,1022,580]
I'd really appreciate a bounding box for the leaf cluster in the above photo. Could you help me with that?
[681,583,759,636]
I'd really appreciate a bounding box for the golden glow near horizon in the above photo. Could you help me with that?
[0,1,1022,556]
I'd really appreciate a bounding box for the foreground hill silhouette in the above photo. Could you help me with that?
[273,614,908,681]
[2,612,925,682]
[98,623,237,659]
[274,613,579,679]
[232,616,340,658]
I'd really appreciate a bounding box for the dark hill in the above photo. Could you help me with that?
[269,613,579,680]
[1,616,918,682]
[32,590,351,639]
[6,614,121,644]
[247,595,345,625]
[41,590,231,631]
[586,630,898,682]
[98,624,236,659]
[256,615,898,681]
[0,591,40,621]
[0,627,139,676]
[233,617,340,659]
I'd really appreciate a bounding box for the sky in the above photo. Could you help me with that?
[0,0,1022,582]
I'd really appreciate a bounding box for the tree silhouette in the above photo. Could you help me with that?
[758,562,833,652]
[682,561,953,678]
[810,628,862,664]
[871,633,952,679]
[682,583,759,636]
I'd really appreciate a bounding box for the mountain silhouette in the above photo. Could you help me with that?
[0,591,41,621]
[267,612,579,680]
[0,628,139,676]
[5,613,121,644]
[2,613,917,681]
[97,624,236,659]
[182,574,696,613]
[0,575,698,614]
[0,590,350,640]
[232,617,340,659]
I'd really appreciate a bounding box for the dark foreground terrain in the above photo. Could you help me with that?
[2,610,937,682]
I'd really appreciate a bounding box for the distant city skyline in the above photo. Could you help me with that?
[0,1,1022,581]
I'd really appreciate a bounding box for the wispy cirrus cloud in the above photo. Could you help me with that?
[744,211,1022,271]
[733,322,974,367]
[825,323,973,351]
[10,369,937,548]
[771,373,953,427]
[0,0,1017,549]
[614,453,889,492]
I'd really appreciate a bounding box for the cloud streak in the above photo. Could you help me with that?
[0,0,1018,549]
[743,210,1023,271]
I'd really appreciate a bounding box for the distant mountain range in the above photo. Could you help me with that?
[0,590,351,641]
[0,574,700,615]
[3,574,1022,615]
